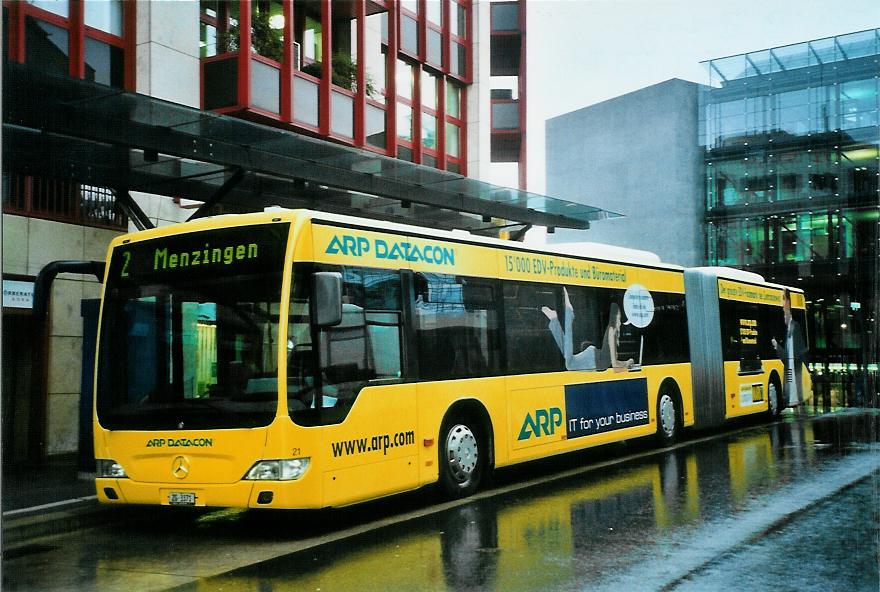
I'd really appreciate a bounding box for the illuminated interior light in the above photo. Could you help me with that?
[269,15,285,29]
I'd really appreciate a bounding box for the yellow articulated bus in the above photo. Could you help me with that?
[93,209,809,509]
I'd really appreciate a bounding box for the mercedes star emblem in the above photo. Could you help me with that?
[171,455,190,480]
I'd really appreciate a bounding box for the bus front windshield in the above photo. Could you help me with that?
[96,223,289,430]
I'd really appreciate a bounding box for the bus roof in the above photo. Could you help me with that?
[291,208,687,272]
[689,266,804,293]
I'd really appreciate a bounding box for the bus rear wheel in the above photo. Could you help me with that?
[439,415,484,498]
[656,390,679,446]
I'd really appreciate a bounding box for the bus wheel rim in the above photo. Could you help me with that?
[659,394,676,437]
[446,424,478,484]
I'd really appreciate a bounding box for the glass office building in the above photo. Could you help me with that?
[700,29,879,406]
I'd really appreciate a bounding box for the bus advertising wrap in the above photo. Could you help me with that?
[564,379,650,438]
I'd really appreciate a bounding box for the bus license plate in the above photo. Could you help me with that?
[168,492,196,506]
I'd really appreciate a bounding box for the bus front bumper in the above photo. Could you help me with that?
[96,477,324,509]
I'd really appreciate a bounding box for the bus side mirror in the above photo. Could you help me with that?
[311,272,343,327]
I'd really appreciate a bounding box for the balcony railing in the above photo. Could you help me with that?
[2,173,128,230]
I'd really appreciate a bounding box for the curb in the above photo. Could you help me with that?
[2,501,144,548]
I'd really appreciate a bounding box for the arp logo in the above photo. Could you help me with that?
[326,235,371,257]
[518,407,563,441]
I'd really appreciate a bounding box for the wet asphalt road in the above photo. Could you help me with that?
[3,410,879,592]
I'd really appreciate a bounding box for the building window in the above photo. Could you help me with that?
[421,70,438,153]
[449,0,468,79]
[446,80,463,165]
[399,0,418,56]
[490,2,518,32]
[84,0,123,36]
[396,58,415,145]
[196,0,469,172]
[8,0,132,90]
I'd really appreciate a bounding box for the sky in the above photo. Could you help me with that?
[517,0,880,195]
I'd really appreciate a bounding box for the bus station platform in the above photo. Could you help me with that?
[2,455,118,547]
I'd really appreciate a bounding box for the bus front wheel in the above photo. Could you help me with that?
[656,390,679,447]
[439,415,484,498]
[767,379,782,420]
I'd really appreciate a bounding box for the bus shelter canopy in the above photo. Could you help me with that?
[3,64,621,235]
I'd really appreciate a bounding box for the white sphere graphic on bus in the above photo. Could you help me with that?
[623,284,654,328]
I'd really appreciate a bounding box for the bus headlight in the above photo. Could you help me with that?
[96,459,128,478]
[245,458,310,481]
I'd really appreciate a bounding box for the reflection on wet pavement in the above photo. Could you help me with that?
[175,411,879,592]
[3,412,877,592]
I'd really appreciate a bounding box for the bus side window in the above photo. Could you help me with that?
[719,299,762,373]
[323,268,404,393]
[502,282,565,375]
[415,273,501,380]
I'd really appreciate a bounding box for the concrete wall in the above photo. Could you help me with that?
[132,0,201,229]
[2,214,123,455]
[468,0,492,181]
[545,79,704,267]
[3,3,201,457]
[135,1,200,107]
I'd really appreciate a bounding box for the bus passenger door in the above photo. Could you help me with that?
[295,264,421,506]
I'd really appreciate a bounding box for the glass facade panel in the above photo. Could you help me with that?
[201,11,218,58]
[702,29,880,378]
[492,101,518,130]
[446,82,461,118]
[331,91,354,138]
[293,75,320,127]
[426,0,442,25]
[445,122,460,157]
[331,6,357,90]
[85,0,123,36]
[364,12,387,103]
[365,104,386,149]
[451,41,465,76]
[491,3,518,32]
[251,0,284,62]
[427,28,442,66]
[401,15,418,55]
[836,29,879,60]
[251,58,280,113]
[27,0,68,18]
[421,70,437,109]
[396,59,413,100]
[422,113,436,149]
[770,43,809,71]
[300,14,323,69]
[397,103,412,141]
[451,2,465,37]
[25,18,69,77]
[84,37,123,87]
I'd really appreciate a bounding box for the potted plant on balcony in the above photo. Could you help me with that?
[301,54,377,98]
[219,10,284,62]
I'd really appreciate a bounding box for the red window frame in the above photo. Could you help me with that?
[194,0,468,174]
[5,0,134,91]
[395,57,417,161]
[444,79,465,173]
[448,0,470,83]
[420,67,441,167]
[398,0,420,60]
